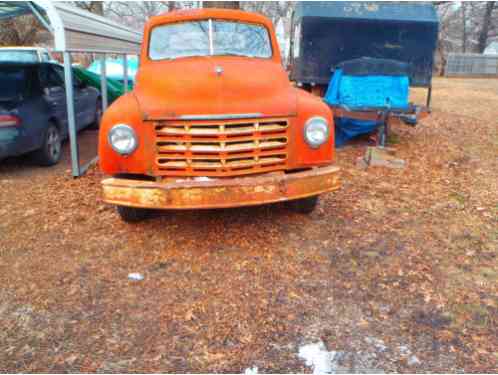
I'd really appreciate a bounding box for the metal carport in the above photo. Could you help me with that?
[0,1,142,176]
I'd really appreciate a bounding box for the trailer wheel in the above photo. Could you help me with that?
[116,205,151,222]
[288,195,319,214]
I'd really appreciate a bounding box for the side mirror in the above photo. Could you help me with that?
[44,86,64,96]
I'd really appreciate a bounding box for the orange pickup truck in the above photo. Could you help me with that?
[99,8,340,222]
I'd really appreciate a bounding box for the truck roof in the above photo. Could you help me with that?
[295,2,438,24]
[147,8,274,29]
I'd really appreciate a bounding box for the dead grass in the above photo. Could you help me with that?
[0,78,497,373]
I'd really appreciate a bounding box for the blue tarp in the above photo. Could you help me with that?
[324,68,409,146]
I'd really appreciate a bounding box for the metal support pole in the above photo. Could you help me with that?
[100,53,108,111]
[123,54,128,93]
[27,2,53,33]
[63,52,80,177]
[426,85,432,109]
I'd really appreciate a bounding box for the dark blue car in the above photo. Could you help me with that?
[0,62,101,166]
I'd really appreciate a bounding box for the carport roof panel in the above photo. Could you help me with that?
[0,1,32,19]
[0,1,142,54]
[47,1,142,53]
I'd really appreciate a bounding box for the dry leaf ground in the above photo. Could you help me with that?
[0,78,497,373]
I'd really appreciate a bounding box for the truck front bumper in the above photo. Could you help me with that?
[102,165,340,210]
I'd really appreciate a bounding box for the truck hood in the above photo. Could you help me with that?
[133,57,297,120]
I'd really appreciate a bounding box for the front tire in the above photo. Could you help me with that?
[116,205,151,222]
[34,124,62,166]
[288,195,319,214]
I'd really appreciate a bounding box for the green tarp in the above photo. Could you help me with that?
[73,66,132,104]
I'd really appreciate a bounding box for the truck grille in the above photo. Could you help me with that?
[154,118,289,177]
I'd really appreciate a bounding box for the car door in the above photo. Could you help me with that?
[50,64,90,130]
[38,64,68,137]
[72,72,97,127]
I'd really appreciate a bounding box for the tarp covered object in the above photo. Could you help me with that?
[87,56,138,83]
[73,67,130,104]
[291,2,438,87]
[324,57,410,146]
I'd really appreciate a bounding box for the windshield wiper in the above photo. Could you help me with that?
[218,52,253,58]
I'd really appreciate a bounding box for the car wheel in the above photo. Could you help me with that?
[288,195,319,214]
[34,124,62,166]
[90,98,103,129]
[116,205,152,222]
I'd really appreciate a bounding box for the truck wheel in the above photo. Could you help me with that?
[288,195,319,214]
[116,205,151,222]
[34,124,62,166]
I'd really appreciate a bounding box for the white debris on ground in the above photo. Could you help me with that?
[407,355,421,366]
[296,336,421,373]
[127,272,144,281]
[365,337,387,352]
[398,345,411,356]
[298,341,339,374]
[243,366,258,374]
[398,345,421,366]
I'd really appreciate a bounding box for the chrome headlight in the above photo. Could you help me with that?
[108,124,138,155]
[304,117,329,148]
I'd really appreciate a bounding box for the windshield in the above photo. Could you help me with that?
[149,20,272,60]
[0,68,27,100]
[0,50,38,63]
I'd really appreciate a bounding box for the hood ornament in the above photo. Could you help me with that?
[215,66,223,76]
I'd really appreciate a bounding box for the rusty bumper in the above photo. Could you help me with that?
[102,165,340,210]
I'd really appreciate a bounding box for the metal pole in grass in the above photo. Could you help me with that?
[123,54,128,93]
[63,51,80,177]
[100,53,108,110]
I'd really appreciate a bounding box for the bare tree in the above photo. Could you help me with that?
[105,2,170,29]
[461,2,468,53]
[104,2,200,29]
[73,1,104,16]
[476,1,497,52]
[203,2,240,9]
[0,15,49,47]
[241,2,295,64]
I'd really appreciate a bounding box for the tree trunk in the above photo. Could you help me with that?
[92,2,104,16]
[203,2,239,9]
[461,3,467,53]
[477,1,495,53]
[437,43,447,76]
[75,2,104,16]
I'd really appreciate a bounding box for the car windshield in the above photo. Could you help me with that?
[0,68,27,101]
[0,50,38,63]
[149,20,272,60]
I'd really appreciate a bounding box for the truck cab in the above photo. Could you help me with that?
[99,8,340,222]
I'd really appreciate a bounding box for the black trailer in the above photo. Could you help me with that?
[289,1,439,103]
